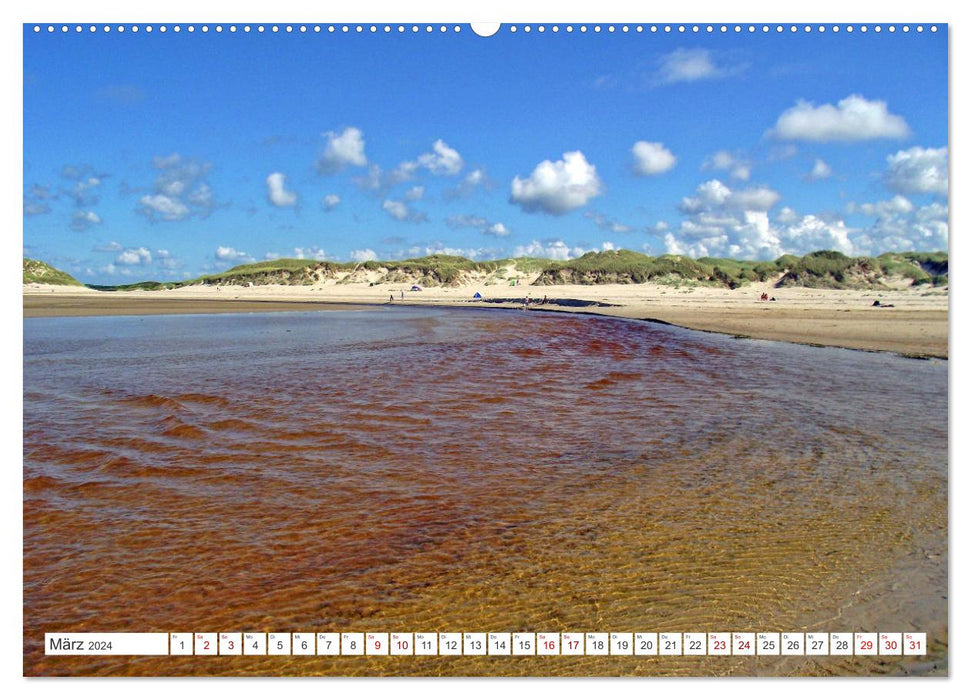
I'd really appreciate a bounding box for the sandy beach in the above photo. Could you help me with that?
[24,280,949,358]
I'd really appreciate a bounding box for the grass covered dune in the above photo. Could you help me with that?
[75,249,949,292]
[23,250,949,358]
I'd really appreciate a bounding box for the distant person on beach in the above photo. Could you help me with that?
[760,292,769,301]
[389,294,394,302]
[400,291,403,299]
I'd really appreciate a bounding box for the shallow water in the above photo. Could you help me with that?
[23,307,948,675]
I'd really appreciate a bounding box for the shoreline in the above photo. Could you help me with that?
[23,283,949,359]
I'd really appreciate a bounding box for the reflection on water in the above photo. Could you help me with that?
[23,308,947,675]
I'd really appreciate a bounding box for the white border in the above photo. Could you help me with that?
[6,1,963,698]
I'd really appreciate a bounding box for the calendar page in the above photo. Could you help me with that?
[21,7,949,679]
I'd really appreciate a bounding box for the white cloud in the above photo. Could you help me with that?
[806,158,833,181]
[445,168,491,199]
[446,214,512,237]
[404,245,497,260]
[70,210,102,231]
[266,172,297,207]
[93,241,123,252]
[350,248,378,262]
[845,196,948,254]
[70,176,102,206]
[405,186,425,201]
[464,169,486,187]
[382,199,427,223]
[294,246,327,260]
[679,179,780,215]
[513,239,597,260]
[703,150,751,181]
[663,180,848,260]
[137,154,215,222]
[884,147,948,195]
[510,151,602,215]
[771,94,910,142]
[317,127,367,174]
[416,139,464,175]
[116,246,152,265]
[632,141,677,176]
[655,48,724,84]
[585,211,633,234]
[383,200,409,221]
[215,246,254,263]
[137,194,190,221]
[322,194,341,211]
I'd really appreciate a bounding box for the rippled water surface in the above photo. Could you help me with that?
[23,307,948,675]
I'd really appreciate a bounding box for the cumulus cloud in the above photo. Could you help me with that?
[846,196,948,254]
[390,140,465,186]
[884,146,948,195]
[585,211,633,234]
[513,239,615,260]
[350,248,378,262]
[382,199,427,223]
[446,214,513,237]
[805,158,833,181]
[317,127,367,174]
[771,95,910,142]
[416,139,464,175]
[70,210,102,231]
[663,179,848,260]
[137,154,216,222]
[322,194,341,211]
[445,168,491,199]
[68,176,103,207]
[138,194,190,221]
[405,186,425,201]
[678,179,780,215]
[266,172,297,207]
[510,151,603,215]
[404,244,497,260]
[116,246,152,265]
[215,246,254,263]
[654,48,725,84]
[632,141,677,176]
[293,246,327,260]
[703,150,751,181]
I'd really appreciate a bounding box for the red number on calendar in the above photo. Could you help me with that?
[568,640,579,650]
[714,640,727,650]
[738,641,750,650]
[886,640,897,650]
[860,640,873,650]
[203,640,210,650]
[397,640,409,650]
[544,641,555,650]
[227,640,234,650]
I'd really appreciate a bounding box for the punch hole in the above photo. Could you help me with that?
[471,23,499,36]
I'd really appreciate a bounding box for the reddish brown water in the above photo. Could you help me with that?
[23,308,948,676]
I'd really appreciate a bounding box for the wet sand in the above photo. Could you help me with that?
[23,282,949,358]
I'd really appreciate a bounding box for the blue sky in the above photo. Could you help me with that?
[23,22,948,284]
